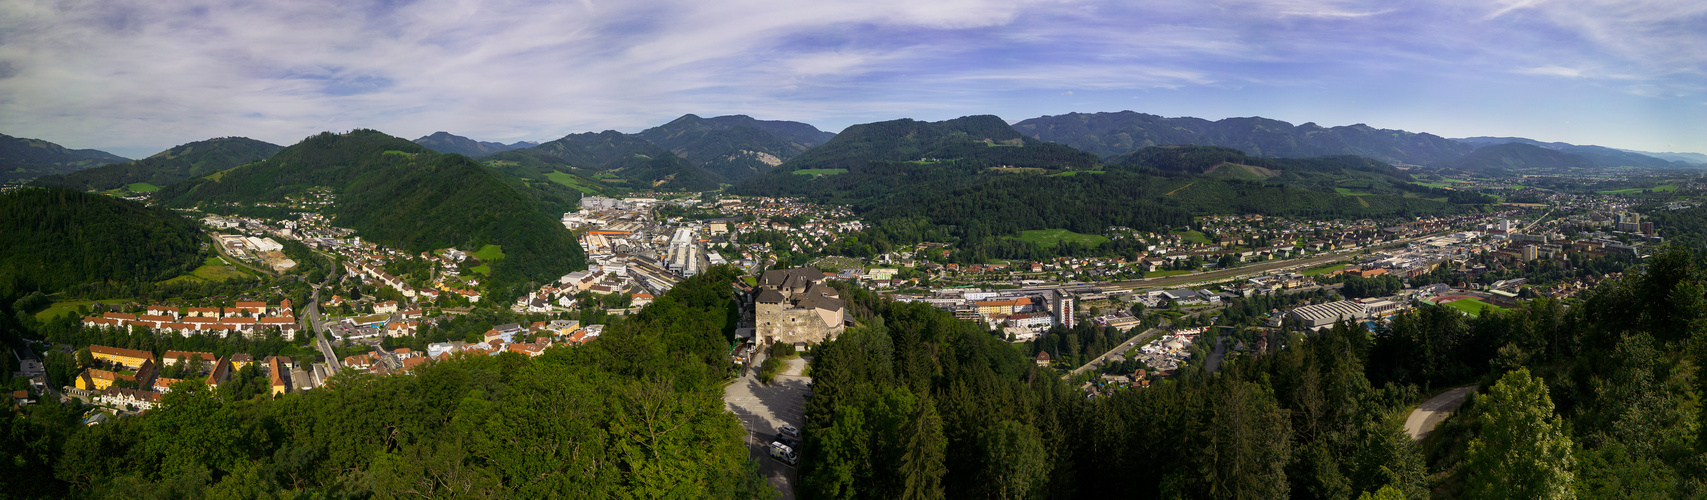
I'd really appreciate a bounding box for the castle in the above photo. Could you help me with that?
[754,267,846,346]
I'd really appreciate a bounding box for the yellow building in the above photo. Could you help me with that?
[90,345,154,370]
[76,369,127,391]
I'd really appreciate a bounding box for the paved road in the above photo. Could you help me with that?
[1405,385,1475,440]
[307,288,340,372]
[724,352,810,500]
[1066,306,1221,377]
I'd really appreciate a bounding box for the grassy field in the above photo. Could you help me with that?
[1173,230,1211,245]
[1597,184,1677,195]
[1146,270,1192,278]
[474,244,505,261]
[1012,229,1109,249]
[36,298,135,322]
[793,168,848,176]
[1301,262,1349,276]
[545,171,603,194]
[1049,170,1106,177]
[160,256,254,285]
[1334,187,1374,196]
[1443,298,1505,317]
[126,182,160,193]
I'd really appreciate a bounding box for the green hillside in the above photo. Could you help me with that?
[635,114,835,181]
[734,118,1478,262]
[0,133,130,182]
[485,130,721,192]
[31,137,283,192]
[0,187,203,297]
[158,130,585,302]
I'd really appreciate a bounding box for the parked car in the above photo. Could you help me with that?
[778,424,799,438]
[769,442,798,465]
[775,435,798,448]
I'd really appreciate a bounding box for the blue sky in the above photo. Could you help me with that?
[1,0,1702,159]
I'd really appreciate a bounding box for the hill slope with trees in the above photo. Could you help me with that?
[30,137,283,192]
[635,114,837,181]
[0,133,130,182]
[484,130,723,192]
[157,130,585,302]
[1013,111,1476,165]
[412,131,536,157]
[0,187,203,297]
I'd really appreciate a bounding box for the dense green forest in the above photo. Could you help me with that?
[156,130,586,303]
[1010,111,1474,165]
[30,137,283,192]
[0,267,770,498]
[0,133,130,183]
[0,187,204,298]
[801,246,1707,498]
[635,114,835,181]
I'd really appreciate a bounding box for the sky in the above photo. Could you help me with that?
[1,0,1703,159]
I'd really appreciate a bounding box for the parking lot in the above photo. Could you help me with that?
[724,354,811,500]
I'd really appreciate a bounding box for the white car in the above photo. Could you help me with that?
[778,424,800,438]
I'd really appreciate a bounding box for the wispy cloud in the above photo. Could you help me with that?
[0,0,1700,156]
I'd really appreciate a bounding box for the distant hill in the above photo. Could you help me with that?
[1455,137,1694,169]
[158,130,585,302]
[0,133,130,182]
[1625,150,1707,166]
[413,131,537,157]
[734,117,1469,261]
[1012,111,1474,165]
[0,186,203,296]
[30,137,282,192]
[1449,142,1595,174]
[486,130,722,192]
[635,114,835,181]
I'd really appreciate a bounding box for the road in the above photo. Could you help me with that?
[724,352,810,500]
[1405,385,1475,440]
[308,284,340,372]
[1066,305,1222,377]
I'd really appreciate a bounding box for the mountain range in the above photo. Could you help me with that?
[30,137,283,192]
[0,133,130,183]
[413,132,537,157]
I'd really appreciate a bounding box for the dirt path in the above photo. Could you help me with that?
[1405,385,1475,440]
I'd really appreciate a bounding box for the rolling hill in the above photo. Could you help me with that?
[158,130,585,302]
[1448,142,1596,174]
[484,130,722,192]
[30,137,283,192]
[413,131,537,157]
[734,116,1471,261]
[635,114,836,181]
[0,133,130,182]
[1012,111,1474,165]
[1455,137,1693,170]
[0,186,204,297]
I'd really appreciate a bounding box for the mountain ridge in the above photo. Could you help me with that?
[30,137,283,192]
[0,133,131,182]
[413,131,537,157]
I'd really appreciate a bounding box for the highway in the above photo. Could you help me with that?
[307,287,341,372]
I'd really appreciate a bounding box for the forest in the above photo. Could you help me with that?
[30,137,283,192]
[0,187,205,298]
[0,267,771,498]
[799,246,1707,498]
[156,130,587,305]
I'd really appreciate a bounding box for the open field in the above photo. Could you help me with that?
[545,171,602,194]
[793,169,848,176]
[160,256,254,285]
[1334,187,1374,196]
[1011,229,1109,249]
[1597,184,1677,195]
[1146,270,1192,278]
[1442,298,1505,317]
[1300,262,1349,276]
[36,298,135,322]
[126,182,160,192]
[1173,230,1211,245]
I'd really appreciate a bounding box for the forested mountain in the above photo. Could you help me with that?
[1456,136,1694,169]
[412,131,536,157]
[0,133,130,182]
[485,130,722,191]
[736,117,1469,263]
[157,130,585,302]
[0,267,770,498]
[1448,142,1596,174]
[0,187,203,297]
[29,137,283,192]
[1012,111,1475,165]
[635,114,836,181]
[802,246,1707,498]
